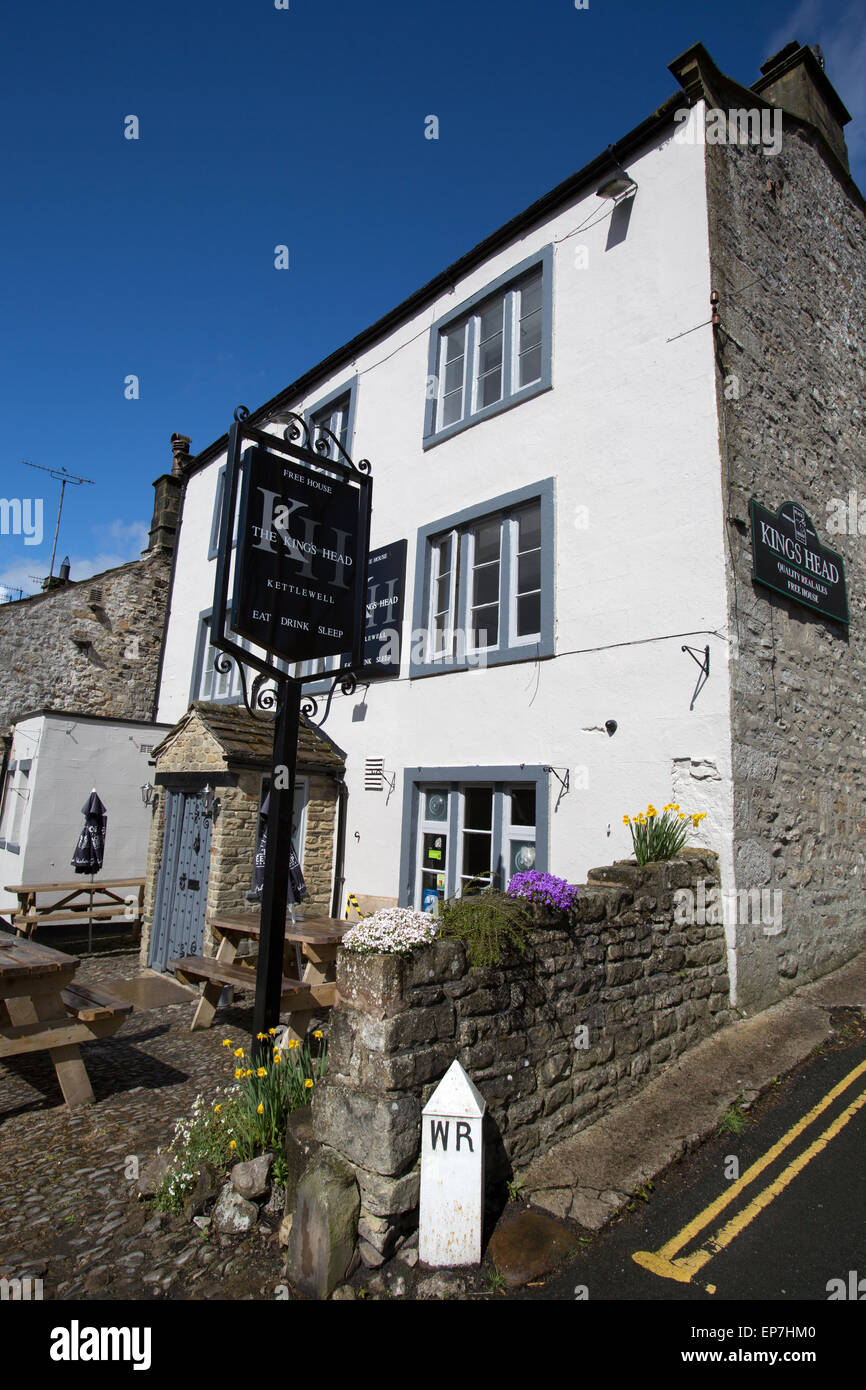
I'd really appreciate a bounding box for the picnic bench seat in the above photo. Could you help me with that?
[169,911,348,1035]
[5,879,146,944]
[0,929,133,1106]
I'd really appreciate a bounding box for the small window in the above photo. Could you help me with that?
[191,612,249,704]
[412,779,539,911]
[411,481,553,676]
[424,248,552,447]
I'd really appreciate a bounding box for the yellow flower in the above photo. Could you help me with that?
[213,1103,222,1113]
[273,1052,282,1064]
[268,1028,277,1035]
[256,1032,267,1041]
[256,1067,267,1078]
[233,1047,244,1058]
[305,1079,314,1089]
[221,1039,232,1048]
[678,813,685,820]
[245,1069,253,1077]
[234,1068,244,1079]
[313,1030,323,1039]
[672,804,680,811]
[257,1102,264,1115]
[288,1038,300,1049]
[623,815,630,825]
[229,1139,236,1150]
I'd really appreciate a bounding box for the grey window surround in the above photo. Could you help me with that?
[423,245,553,449]
[397,765,549,909]
[189,607,247,706]
[207,466,239,561]
[0,759,30,855]
[305,377,358,462]
[409,477,555,678]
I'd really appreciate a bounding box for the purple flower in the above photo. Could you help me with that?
[506,870,580,912]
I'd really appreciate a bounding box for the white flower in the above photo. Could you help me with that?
[342,908,439,956]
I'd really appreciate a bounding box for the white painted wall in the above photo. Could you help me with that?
[156,107,739,990]
[0,714,171,914]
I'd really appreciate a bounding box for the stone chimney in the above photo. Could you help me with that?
[751,42,852,170]
[145,434,189,553]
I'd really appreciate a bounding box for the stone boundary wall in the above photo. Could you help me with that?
[311,851,730,1265]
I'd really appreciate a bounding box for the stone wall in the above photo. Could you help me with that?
[0,546,172,729]
[311,851,730,1265]
[705,78,866,1008]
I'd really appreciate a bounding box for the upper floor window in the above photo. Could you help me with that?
[410,478,554,676]
[306,380,357,464]
[423,246,552,447]
[190,611,249,705]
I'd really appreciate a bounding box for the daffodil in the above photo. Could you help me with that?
[273,1052,282,1064]
[305,1079,314,1089]
[256,1032,267,1041]
[268,1027,277,1035]
[229,1139,236,1150]
[213,1103,222,1113]
[623,815,631,825]
[313,1030,323,1039]
[245,1069,253,1077]
[221,1039,232,1048]
[257,1067,267,1078]
[233,1047,244,1058]
[288,1038,300,1049]
[257,1102,264,1115]
[234,1068,244,1079]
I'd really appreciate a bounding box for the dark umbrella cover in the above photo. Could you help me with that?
[250,791,308,903]
[72,790,107,874]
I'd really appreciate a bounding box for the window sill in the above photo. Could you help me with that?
[422,380,552,452]
[409,642,553,679]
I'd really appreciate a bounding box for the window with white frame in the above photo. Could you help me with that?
[191,612,250,704]
[424,247,552,446]
[413,781,538,912]
[412,479,553,674]
[310,392,351,458]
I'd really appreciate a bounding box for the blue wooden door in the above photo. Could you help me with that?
[149,791,213,972]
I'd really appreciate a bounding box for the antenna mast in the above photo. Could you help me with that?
[22,461,95,579]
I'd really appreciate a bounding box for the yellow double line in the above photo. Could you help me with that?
[633,1057,866,1285]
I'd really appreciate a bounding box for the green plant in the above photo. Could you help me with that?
[718,1093,748,1135]
[623,804,707,865]
[633,1181,654,1203]
[484,1264,506,1294]
[507,1178,525,1202]
[439,886,532,968]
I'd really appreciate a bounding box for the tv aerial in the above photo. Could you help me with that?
[21,460,95,580]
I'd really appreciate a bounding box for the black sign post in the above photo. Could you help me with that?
[750,499,849,625]
[211,408,372,1056]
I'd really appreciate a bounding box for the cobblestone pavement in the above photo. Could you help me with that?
[0,944,288,1301]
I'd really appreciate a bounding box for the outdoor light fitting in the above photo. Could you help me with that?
[140,783,155,807]
[201,783,220,820]
[596,172,637,200]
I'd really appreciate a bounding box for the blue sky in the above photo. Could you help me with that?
[1,0,863,597]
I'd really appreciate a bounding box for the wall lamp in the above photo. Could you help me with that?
[201,783,221,820]
[140,783,155,807]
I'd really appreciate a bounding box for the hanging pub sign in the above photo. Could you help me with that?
[229,442,371,669]
[363,539,406,677]
[750,499,849,625]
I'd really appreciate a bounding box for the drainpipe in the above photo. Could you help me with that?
[329,773,348,920]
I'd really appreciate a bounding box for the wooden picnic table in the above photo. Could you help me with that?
[4,879,146,945]
[0,929,132,1108]
[170,911,349,1039]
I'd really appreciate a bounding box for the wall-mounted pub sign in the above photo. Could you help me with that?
[750,499,848,625]
[363,539,406,678]
[231,444,370,666]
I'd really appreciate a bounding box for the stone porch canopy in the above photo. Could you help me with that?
[150,700,345,781]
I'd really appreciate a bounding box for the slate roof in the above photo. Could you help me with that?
[152,701,345,772]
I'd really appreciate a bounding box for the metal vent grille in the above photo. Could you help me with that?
[364,758,385,791]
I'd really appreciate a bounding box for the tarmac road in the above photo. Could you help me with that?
[515,1030,866,1304]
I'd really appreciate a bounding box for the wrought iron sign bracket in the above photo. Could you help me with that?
[682,644,710,710]
[544,765,570,811]
[302,671,368,731]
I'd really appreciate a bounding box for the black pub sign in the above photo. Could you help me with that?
[232,444,368,664]
[750,499,849,625]
[363,539,407,677]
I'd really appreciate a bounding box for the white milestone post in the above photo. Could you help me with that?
[419,1059,486,1267]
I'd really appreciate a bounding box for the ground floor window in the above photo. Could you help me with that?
[399,766,548,912]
